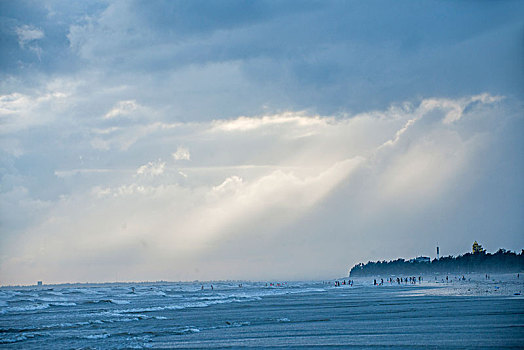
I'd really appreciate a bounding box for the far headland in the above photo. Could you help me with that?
[349,241,524,277]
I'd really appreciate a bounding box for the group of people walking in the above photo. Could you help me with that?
[333,280,353,287]
[373,276,423,285]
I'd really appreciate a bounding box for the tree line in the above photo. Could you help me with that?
[349,249,524,277]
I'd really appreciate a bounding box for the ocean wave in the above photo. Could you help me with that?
[46,291,64,296]
[225,287,326,300]
[115,297,257,314]
[226,321,250,327]
[0,303,50,314]
[1,303,76,314]
[139,290,167,297]
[83,333,110,340]
[66,288,100,295]
[38,297,68,302]
[116,306,168,313]
[0,331,46,344]
[176,327,200,335]
[92,311,167,323]
[5,298,37,303]
[0,334,29,344]
[0,320,100,334]
[84,299,130,305]
[49,302,77,307]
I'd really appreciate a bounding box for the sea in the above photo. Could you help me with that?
[1,274,523,349]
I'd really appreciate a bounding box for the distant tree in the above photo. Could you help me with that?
[349,248,524,277]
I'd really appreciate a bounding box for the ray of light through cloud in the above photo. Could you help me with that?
[0,0,522,285]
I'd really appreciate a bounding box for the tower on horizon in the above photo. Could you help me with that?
[436,245,440,260]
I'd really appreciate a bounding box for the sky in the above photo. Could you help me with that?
[0,0,523,285]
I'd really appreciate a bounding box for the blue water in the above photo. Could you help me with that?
[1,280,523,348]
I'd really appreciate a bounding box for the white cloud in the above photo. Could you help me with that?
[15,25,44,47]
[136,160,166,177]
[1,0,522,285]
[0,93,521,284]
[211,112,331,132]
[104,100,139,119]
[0,89,69,134]
[54,168,119,178]
[212,176,243,194]
[15,25,45,60]
[172,146,191,161]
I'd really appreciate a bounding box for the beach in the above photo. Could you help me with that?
[1,273,522,348]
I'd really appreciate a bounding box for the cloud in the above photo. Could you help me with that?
[1,94,520,284]
[14,25,45,60]
[172,146,191,161]
[3,1,520,118]
[211,112,331,132]
[104,100,139,119]
[136,160,166,177]
[15,25,44,47]
[0,1,522,284]
[0,89,69,134]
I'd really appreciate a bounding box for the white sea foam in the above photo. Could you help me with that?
[140,290,167,297]
[0,334,28,344]
[49,302,77,307]
[83,333,110,339]
[179,327,200,334]
[46,291,64,296]
[1,303,50,314]
[67,288,100,295]
[39,297,67,302]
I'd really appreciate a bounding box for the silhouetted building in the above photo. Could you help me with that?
[409,256,430,263]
